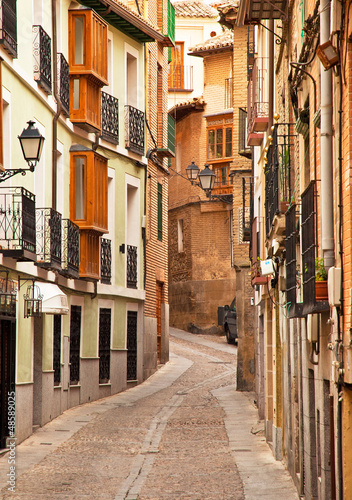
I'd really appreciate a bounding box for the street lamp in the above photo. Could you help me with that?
[18,121,45,171]
[184,161,231,204]
[186,161,200,183]
[0,120,45,183]
[198,164,216,195]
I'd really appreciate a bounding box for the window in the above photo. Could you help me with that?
[127,310,138,381]
[99,308,111,383]
[178,219,184,253]
[207,116,233,160]
[53,315,61,385]
[75,157,85,220]
[158,183,162,241]
[70,305,81,385]
[169,42,184,89]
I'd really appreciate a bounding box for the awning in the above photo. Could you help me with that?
[36,283,69,315]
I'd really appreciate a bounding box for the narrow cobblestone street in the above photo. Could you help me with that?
[0,330,298,499]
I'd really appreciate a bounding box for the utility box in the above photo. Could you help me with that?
[328,267,341,307]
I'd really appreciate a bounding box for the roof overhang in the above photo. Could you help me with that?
[188,45,233,58]
[169,100,205,121]
[237,0,287,26]
[77,0,166,44]
[36,282,69,315]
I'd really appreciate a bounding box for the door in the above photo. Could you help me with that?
[156,282,163,362]
[127,311,137,381]
[0,319,16,449]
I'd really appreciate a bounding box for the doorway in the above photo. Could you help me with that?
[0,319,16,449]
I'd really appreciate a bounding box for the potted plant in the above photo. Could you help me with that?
[315,257,328,301]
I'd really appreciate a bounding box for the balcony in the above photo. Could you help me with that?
[61,219,79,279]
[36,208,62,271]
[0,187,36,261]
[239,0,288,23]
[100,238,111,285]
[127,245,137,289]
[285,205,303,318]
[0,0,17,58]
[125,105,145,156]
[79,230,100,281]
[57,53,70,117]
[238,107,252,158]
[70,76,101,133]
[168,65,193,91]
[247,57,268,144]
[241,177,252,242]
[225,78,233,109]
[33,25,52,94]
[265,124,294,235]
[101,91,119,145]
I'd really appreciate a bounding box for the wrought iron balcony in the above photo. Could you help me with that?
[0,277,16,317]
[33,25,52,94]
[101,91,119,145]
[125,105,145,156]
[100,238,112,284]
[265,124,294,234]
[61,219,79,279]
[36,208,62,270]
[238,107,252,158]
[247,57,269,137]
[0,187,36,261]
[57,53,69,117]
[127,244,137,289]
[285,205,303,318]
[168,64,193,91]
[0,0,17,57]
[225,78,233,109]
[241,177,252,242]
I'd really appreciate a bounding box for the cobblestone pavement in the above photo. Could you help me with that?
[0,332,244,500]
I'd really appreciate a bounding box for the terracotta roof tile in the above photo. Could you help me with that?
[172,0,218,18]
[188,29,233,54]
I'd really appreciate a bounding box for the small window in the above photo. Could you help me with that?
[207,117,233,160]
[75,157,85,220]
[178,219,184,253]
[74,16,85,65]
[158,183,162,241]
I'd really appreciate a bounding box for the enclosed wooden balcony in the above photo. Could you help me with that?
[70,147,108,234]
[70,75,101,133]
[79,230,100,281]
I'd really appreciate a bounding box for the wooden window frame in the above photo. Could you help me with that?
[207,115,233,161]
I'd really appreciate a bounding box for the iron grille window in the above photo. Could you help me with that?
[127,310,137,381]
[238,107,251,158]
[69,305,81,385]
[99,308,111,383]
[33,25,52,94]
[36,208,62,270]
[158,183,162,241]
[0,0,17,57]
[101,91,119,144]
[57,53,69,117]
[0,187,36,258]
[301,181,316,306]
[100,238,112,284]
[61,219,79,278]
[241,177,252,242]
[127,245,137,289]
[124,105,145,155]
[285,205,298,312]
[53,315,61,385]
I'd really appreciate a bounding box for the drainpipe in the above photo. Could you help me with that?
[268,20,274,130]
[320,0,334,269]
[51,0,61,211]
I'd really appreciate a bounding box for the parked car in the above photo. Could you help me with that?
[221,298,237,344]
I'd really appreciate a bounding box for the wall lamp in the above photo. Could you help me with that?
[185,161,231,203]
[0,121,45,183]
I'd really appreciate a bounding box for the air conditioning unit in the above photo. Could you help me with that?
[260,259,275,276]
[328,267,341,307]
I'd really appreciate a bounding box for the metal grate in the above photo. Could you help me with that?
[33,25,52,94]
[127,245,137,289]
[127,310,137,381]
[301,182,316,305]
[102,91,119,144]
[100,238,112,284]
[99,308,111,383]
[36,208,62,270]
[57,53,69,117]
[242,177,252,242]
[61,219,79,279]
[285,205,298,310]
[0,0,17,57]
[238,107,251,158]
[53,315,61,385]
[124,105,145,155]
[69,305,81,385]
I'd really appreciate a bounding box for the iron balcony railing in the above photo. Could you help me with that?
[264,124,294,234]
[0,187,36,260]
[238,107,251,158]
[0,277,16,317]
[225,78,233,109]
[33,25,52,94]
[57,53,69,117]
[61,219,79,278]
[301,181,316,307]
[127,244,137,289]
[101,91,119,144]
[168,64,193,91]
[285,204,302,317]
[247,57,269,135]
[36,208,62,270]
[125,105,145,156]
[100,238,112,284]
[247,26,255,81]
[0,0,17,58]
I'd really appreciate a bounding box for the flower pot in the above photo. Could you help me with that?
[315,280,328,301]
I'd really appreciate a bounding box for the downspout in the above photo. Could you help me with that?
[52,0,61,211]
[320,0,334,269]
[268,20,274,129]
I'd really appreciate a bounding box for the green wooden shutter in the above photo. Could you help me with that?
[168,114,175,156]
